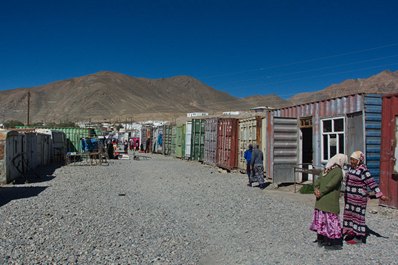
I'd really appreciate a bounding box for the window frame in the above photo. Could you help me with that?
[321,116,345,163]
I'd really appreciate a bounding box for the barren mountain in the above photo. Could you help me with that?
[290,70,398,105]
[1,70,397,123]
[0,71,285,123]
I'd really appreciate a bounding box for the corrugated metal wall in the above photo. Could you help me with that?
[175,124,185,159]
[170,126,176,157]
[380,93,398,208]
[273,94,365,169]
[191,119,205,161]
[216,118,239,170]
[238,116,262,171]
[185,121,192,159]
[203,118,218,166]
[364,94,382,183]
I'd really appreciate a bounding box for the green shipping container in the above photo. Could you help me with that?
[175,124,186,158]
[171,125,176,157]
[191,119,205,161]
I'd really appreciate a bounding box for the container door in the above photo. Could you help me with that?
[346,112,364,157]
[271,117,299,184]
[380,109,398,208]
[185,121,192,159]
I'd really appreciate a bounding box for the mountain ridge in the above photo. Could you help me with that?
[0,70,397,123]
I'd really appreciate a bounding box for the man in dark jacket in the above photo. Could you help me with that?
[250,144,266,189]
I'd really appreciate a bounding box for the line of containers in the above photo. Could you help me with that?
[145,93,398,209]
[3,92,397,208]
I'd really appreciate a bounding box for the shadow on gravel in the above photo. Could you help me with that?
[0,186,48,207]
[366,225,389,240]
[12,163,61,184]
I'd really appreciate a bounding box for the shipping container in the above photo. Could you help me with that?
[170,125,177,157]
[162,125,173,156]
[190,119,206,161]
[216,118,239,170]
[140,125,153,152]
[203,118,219,166]
[185,120,192,159]
[268,93,382,184]
[0,130,54,184]
[238,116,263,171]
[380,93,398,208]
[175,124,186,159]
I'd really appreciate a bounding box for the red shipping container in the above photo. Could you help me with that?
[216,118,239,171]
[380,93,398,208]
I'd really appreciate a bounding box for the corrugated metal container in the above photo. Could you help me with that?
[238,116,263,171]
[269,94,382,183]
[162,125,173,156]
[380,93,398,208]
[170,125,177,157]
[185,121,192,159]
[203,118,219,166]
[141,125,153,152]
[216,118,239,170]
[175,124,186,158]
[0,130,54,183]
[190,119,206,161]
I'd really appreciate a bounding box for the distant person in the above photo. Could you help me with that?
[343,151,389,244]
[107,140,114,159]
[145,138,151,153]
[136,140,140,151]
[124,140,128,154]
[81,137,86,152]
[243,144,253,186]
[310,154,347,250]
[250,144,266,189]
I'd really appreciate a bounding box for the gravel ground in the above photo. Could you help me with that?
[0,153,397,265]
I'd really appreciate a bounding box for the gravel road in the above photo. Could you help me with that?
[1,153,397,265]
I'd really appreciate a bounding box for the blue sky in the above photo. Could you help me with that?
[1,0,398,99]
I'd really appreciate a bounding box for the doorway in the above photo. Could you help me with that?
[300,117,313,182]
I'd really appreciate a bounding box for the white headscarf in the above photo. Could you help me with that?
[323,153,348,175]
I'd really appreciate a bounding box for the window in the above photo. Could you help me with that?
[321,117,345,162]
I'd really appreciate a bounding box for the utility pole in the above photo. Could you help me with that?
[27,91,31,126]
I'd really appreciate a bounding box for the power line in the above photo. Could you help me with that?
[200,42,398,79]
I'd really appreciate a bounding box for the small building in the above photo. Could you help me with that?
[265,93,383,184]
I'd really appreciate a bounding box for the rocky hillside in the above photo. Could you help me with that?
[289,70,398,105]
[0,71,282,122]
[1,70,397,123]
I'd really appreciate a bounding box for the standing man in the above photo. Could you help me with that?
[244,144,253,186]
[251,144,266,189]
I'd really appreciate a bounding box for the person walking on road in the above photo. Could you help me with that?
[343,151,389,244]
[244,144,253,186]
[310,153,347,250]
[250,144,266,189]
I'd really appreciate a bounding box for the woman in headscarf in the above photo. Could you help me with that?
[343,151,388,244]
[310,153,347,250]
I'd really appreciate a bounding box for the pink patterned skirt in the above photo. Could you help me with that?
[309,209,342,239]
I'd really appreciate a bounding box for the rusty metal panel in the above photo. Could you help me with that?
[380,93,398,208]
[216,118,239,171]
[204,118,218,166]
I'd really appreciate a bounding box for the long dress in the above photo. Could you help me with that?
[343,163,382,237]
